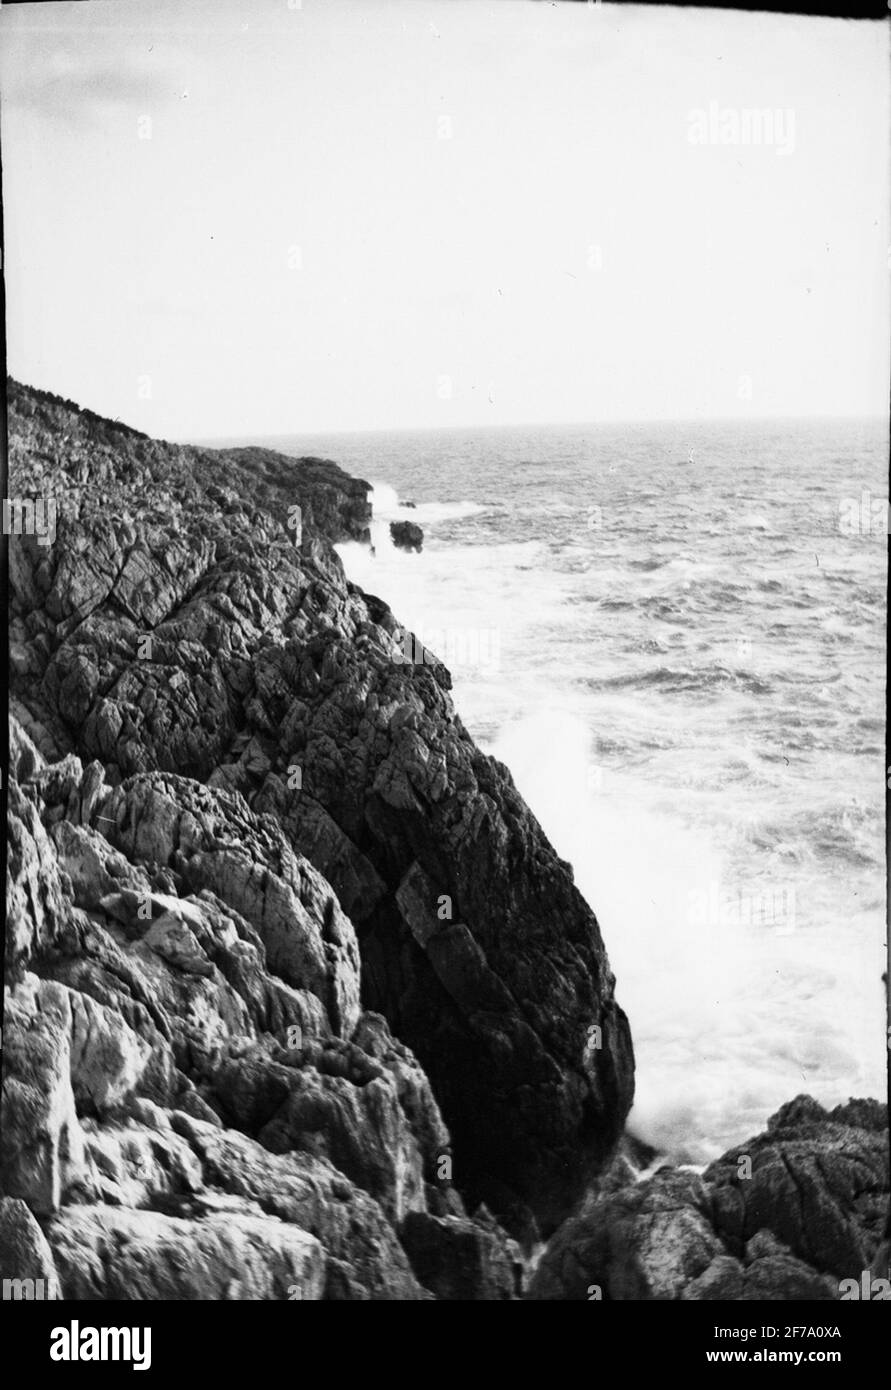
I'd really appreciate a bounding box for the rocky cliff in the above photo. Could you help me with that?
[3,378,634,1299]
[5,380,886,1302]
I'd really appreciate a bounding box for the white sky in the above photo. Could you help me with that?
[1,0,888,437]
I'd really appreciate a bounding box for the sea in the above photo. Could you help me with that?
[233,417,887,1165]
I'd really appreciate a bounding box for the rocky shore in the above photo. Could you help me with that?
[532,1096,889,1300]
[2,378,887,1299]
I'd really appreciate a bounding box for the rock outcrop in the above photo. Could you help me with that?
[530,1096,890,1301]
[3,378,635,1298]
[389,519,424,552]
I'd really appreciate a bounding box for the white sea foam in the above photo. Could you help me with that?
[368,480,485,535]
[488,709,883,1162]
[331,418,886,1163]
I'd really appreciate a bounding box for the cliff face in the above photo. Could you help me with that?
[3,379,634,1298]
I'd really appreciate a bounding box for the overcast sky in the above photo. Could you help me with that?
[1,0,887,437]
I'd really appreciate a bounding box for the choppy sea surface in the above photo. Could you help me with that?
[236,418,887,1163]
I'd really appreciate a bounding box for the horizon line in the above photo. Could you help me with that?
[188,409,889,447]
[7,377,886,447]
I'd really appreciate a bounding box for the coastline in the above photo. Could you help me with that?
[2,379,887,1300]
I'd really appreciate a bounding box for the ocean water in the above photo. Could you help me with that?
[251,418,887,1164]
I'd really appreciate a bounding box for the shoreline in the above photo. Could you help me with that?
[2,378,887,1300]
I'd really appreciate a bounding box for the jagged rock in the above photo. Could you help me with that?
[401,1209,523,1300]
[0,1197,61,1298]
[389,520,424,552]
[704,1096,889,1279]
[680,1231,836,1301]
[8,717,44,784]
[2,732,471,1297]
[529,1097,889,1300]
[66,987,152,1112]
[46,1205,326,1300]
[166,1108,427,1300]
[256,1039,445,1225]
[81,1112,204,1209]
[6,380,635,1243]
[253,786,387,925]
[1,975,87,1214]
[6,779,73,976]
[50,820,148,909]
[3,378,638,1299]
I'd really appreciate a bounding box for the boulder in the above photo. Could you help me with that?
[389,520,424,552]
[529,1097,889,1300]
